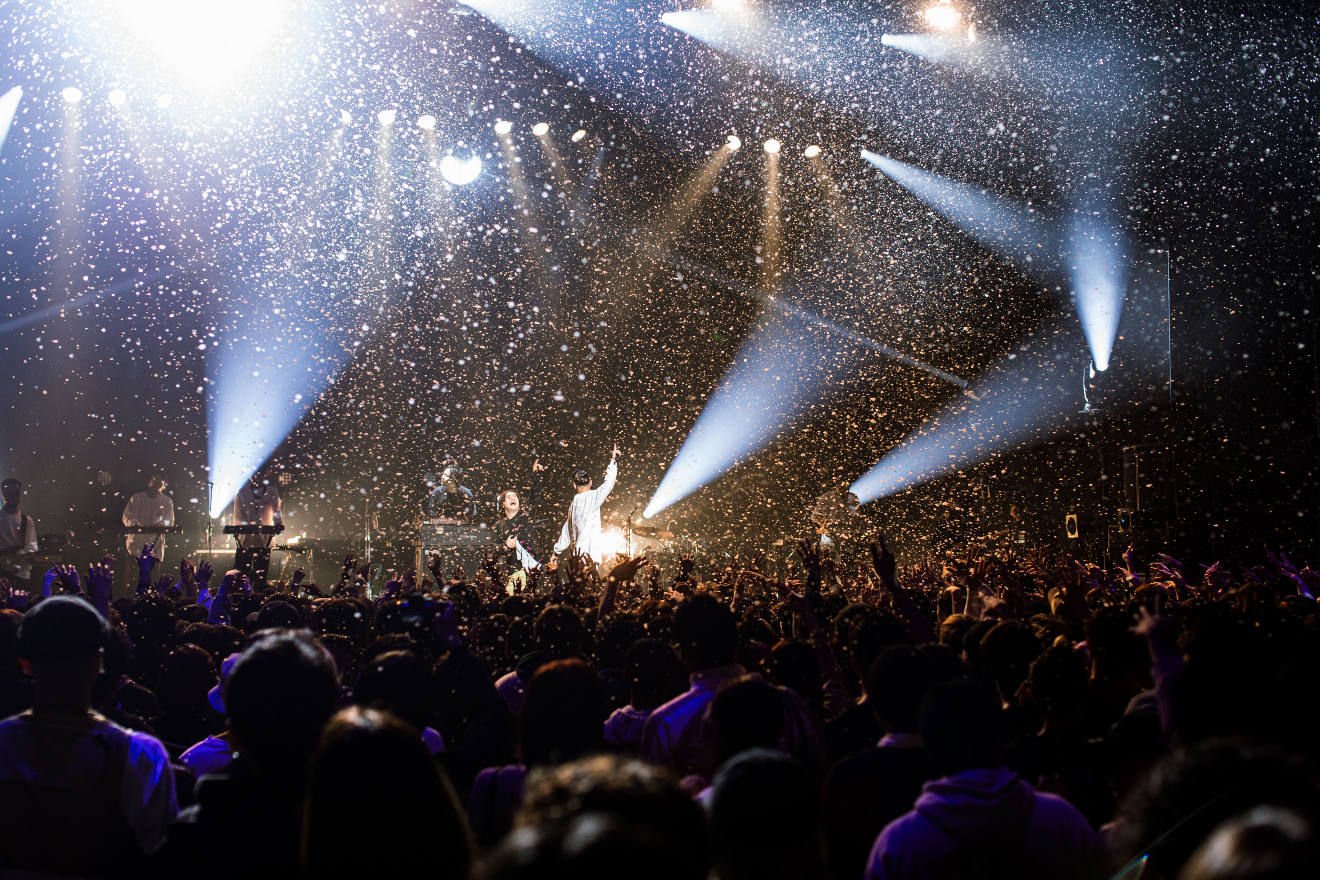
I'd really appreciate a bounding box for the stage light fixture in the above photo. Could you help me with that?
[377,109,396,126]
[416,114,437,131]
[726,134,742,151]
[923,2,963,31]
[493,119,513,135]
[339,109,352,125]
[763,138,781,154]
[62,86,83,104]
[571,128,586,142]
[439,153,482,186]
[107,88,127,107]
[531,121,550,136]
[803,144,822,158]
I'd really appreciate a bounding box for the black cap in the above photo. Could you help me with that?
[18,596,109,663]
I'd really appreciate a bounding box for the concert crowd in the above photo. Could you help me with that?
[3,496,1320,879]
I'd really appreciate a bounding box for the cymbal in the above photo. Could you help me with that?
[632,525,675,539]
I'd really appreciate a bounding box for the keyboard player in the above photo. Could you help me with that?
[122,474,174,584]
[231,472,283,588]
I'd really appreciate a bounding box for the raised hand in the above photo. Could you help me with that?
[607,554,648,585]
[968,557,992,591]
[196,560,214,590]
[1264,545,1299,576]
[217,569,239,597]
[532,457,547,473]
[796,539,821,582]
[7,588,28,611]
[42,567,60,597]
[869,535,897,584]
[137,542,159,583]
[86,561,114,610]
[611,442,621,460]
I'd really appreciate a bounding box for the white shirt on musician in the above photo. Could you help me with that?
[553,459,617,565]
[0,509,38,580]
[122,491,175,555]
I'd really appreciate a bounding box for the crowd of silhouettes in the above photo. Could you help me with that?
[2,531,1320,880]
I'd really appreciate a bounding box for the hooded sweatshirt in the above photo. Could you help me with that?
[866,766,1099,880]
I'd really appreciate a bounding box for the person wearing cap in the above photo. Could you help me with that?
[0,596,178,875]
[151,630,338,876]
[179,652,242,778]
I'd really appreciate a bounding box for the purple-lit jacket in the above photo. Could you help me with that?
[639,665,821,778]
[865,767,1100,880]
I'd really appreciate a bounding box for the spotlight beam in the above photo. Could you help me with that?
[494,127,554,288]
[664,252,969,390]
[641,248,970,520]
[760,146,781,289]
[860,150,1060,276]
[860,149,1126,373]
[0,273,174,337]
[0,85,20,155]
[850,316,1081,504]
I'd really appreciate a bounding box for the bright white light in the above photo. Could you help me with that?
[726,134,741,151]
[439,153,482,186]
[155,93,173,109]
[803,144,822,158]
[763,138,781,154]
[102,0,292,91]
[416,114,437,131]
[599,527,627,560]
[712,0,745,12]
[531,121,549,136]
[377,109,396,126]
[493,119,513,135]
[339,109,352,125]
[107,88,127,107]
[923,2,963,31]
[571,128,586,142]
[0,86,21,156]
[62,87,83,104]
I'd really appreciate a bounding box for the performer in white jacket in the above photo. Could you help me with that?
[551,443,620,566]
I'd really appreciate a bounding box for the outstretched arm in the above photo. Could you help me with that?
[553,517,571,556]
[590,444,620,504]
